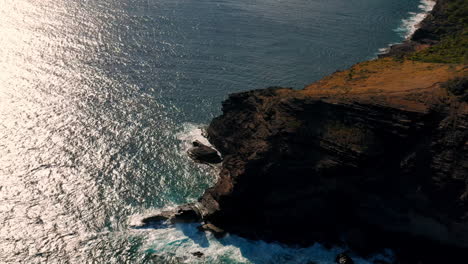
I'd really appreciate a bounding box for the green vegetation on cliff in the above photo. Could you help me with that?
[445,0,468,29]
[410,33,467,63]
[410,0,468,63]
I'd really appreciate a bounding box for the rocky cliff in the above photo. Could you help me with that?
[203,83,467,262]
[147,0,468,263]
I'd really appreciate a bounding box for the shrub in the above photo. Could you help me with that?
[442,76,468,102]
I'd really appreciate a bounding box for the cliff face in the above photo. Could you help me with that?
[146,0,468,262]
[203,86,467,251]
[195,0,468,262]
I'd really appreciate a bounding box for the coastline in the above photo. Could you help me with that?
[147,0,467,263]
[399,0,436,39]
[378,0,436,55]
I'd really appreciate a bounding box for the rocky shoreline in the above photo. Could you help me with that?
[145,0,468,263]
[380,0,453,58]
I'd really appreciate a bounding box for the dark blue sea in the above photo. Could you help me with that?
[0,0,434,263]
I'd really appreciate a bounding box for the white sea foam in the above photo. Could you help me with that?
[177,123,211,147]
[378,42,401,54]
[395,0,436,39]
[133,222,393,264]
[135,123,394,263]
[176,123,220,152]
[378,0,436,55]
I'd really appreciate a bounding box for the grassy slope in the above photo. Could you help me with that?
[297,0,468,110]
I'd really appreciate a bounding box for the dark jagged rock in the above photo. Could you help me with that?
[140,204,202,226]
[191,251,204,258]
[188,140,222,164]
[198,86,468,260]
[335,253,354,264]
[170,204,203,223]
[141,213,173,225]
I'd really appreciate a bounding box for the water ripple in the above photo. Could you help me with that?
[0,0,423,263]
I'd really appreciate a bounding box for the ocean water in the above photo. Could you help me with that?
[0,0,433,263]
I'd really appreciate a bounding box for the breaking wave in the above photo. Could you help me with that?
[378,0,436,54]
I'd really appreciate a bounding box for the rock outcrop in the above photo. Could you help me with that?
[188,140,222,164]
[197,0,467,261]
[146,0,467,263]
[140,204,202,226]
[200,86,467,260]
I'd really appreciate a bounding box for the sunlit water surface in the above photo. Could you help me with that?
[0,0,432,263]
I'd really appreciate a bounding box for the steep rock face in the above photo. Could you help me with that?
[143,0,468,262]
[200,87,468,260]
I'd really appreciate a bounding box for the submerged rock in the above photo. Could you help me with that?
[197,223,226,238]
[188,140,222,164]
